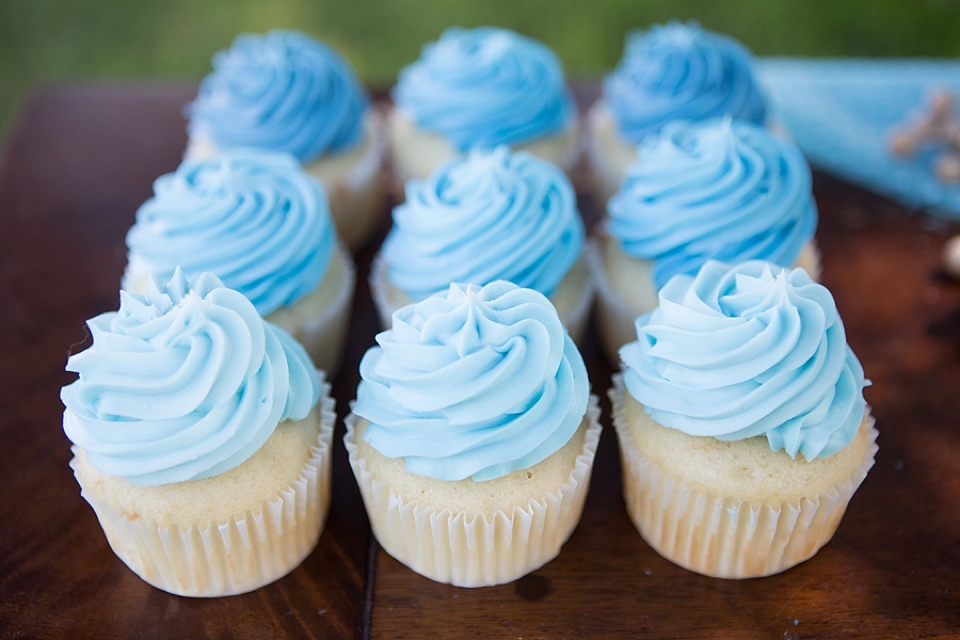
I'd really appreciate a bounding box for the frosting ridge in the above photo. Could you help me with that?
[608,118,817,289]
[620,260,867,460]
[393,27,574,150]
[125,149,336,317]
[62,270,321,486]
[187,29,369,162]
[354,281,589,481]
[383,146,584,300]
[603,21,766,143]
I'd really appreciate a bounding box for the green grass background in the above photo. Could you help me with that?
[2,0,959,133]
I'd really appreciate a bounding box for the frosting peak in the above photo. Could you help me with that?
[608,118,817,289]
[620,260,868,460]
[125,149,336,317]
[62,270,321,486]
[354,281,589,481]
[187,29,369,162]
[392,27,574,150]
[602,21,767,143]
[383,146,584,300]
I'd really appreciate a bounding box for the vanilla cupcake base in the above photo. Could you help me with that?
[388,109,581,183]
[266,243,355,375]
[344,396,601,587]
[71,384,336,597]
[186,112,387,251]
[368,250,595,345]
[589,234,823,365]
[610,375,878,579]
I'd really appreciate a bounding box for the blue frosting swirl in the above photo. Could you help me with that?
[392,27,574,151]
[383,146,584,300]
[602,21,767,143]
[125,149,336,317]
[187,29,369,162]
[62,270,321,486]
[620,260,868,460]
[608,118,817,290]
[354,281,590,481]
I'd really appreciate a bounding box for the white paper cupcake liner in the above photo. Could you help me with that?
[553,250,596,346]
[305,110,388,251]
[71,383,337,597]
[344,395,602,587]
[585,236,653,366]
[584,100,636,206]
[369,249,595,345]
[267,244,355,376]
[610,375,879,579]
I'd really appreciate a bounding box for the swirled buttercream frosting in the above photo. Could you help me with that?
[383,146,584,300]
[608,118,817,290]
[187,29,368,162]
[354,281,589,482]
[125,149,336,317]
[620,260,868,460]
[61,270,321,486]
[602,21,766,143]
[392,27,574,151]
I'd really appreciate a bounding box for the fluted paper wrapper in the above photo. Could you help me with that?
[304,110,387,251]
[585,237,651,367]
[71,387,337,597]
[268,244,355,376]
[369,250,595,345]
[584,100,638,206]
[610,376,879,579]
[344,396,602,587]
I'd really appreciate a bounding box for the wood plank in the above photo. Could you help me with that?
[1,83,959,639]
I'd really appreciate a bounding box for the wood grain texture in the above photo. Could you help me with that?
[1,84,959,639]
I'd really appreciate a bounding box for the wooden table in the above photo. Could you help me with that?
[1,84,959,639]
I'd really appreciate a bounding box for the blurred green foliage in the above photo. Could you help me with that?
[2,0,960,134]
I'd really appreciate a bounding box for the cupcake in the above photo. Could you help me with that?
[612,260,877,579]
[62,270,336,596]
[589,118,820,364]
[186,29,386,250]
[587,21,768,202]
[123,149,355,375]
[390,27,579,181]
[345,281,601,587]
[370,146,593,342]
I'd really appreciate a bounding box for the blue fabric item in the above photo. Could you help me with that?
[756,58,960,217]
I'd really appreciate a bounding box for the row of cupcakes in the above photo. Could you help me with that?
[68,157,868,589]
[179,22,776,245]
[58,20,875,596]
[121,118,820,378]
[61,262,875,594]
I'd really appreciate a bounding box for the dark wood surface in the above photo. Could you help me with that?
[1,84,959,639]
